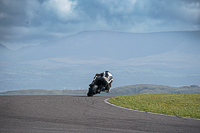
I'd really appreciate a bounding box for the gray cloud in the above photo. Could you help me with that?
[0,0,199,49]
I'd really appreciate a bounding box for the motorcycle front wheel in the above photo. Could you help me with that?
[87,85,98,97]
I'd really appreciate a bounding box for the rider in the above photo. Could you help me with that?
[91,71,113,93]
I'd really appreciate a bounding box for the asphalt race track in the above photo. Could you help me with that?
[0,95,200,133]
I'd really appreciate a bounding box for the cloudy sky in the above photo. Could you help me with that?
[0,0,200,50]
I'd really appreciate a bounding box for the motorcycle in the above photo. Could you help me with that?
[87,76,109,97]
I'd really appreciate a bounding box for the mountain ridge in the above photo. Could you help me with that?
[2,30,200,62]
[0,30,200,91]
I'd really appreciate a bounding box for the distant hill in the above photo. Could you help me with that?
[0,89,88,95]
[109,84,200,95]
[1,84,200,95]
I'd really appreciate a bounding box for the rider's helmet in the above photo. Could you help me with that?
[104,71,111,77]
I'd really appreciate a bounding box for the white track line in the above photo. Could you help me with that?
[104,98,200,121]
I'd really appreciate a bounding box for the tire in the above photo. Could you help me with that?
[87,85,98,97]
[87,92,93,97]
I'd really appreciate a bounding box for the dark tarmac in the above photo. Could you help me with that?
[0,95,200,133]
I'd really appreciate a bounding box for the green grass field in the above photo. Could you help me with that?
[108,94,200,119]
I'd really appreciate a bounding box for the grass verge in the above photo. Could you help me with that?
[108,94,200,119]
